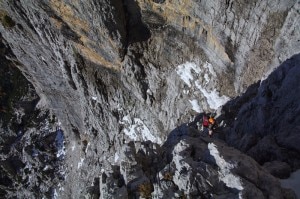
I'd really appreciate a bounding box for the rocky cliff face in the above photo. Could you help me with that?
[219,54,300,176]
[0,36,63,198]
[99,126,293,199]
[0,0,299,198]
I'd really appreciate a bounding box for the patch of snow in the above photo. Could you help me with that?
[121,115,162,144]
[147,89,152,95]
[208,143,243,198]
[114,152,119,163]
[172,140,193,193]
[71,142,76,151]
[176,62,201,87]
[53,189,58,199]
[92,96,97,101]
[189,99,202,113]
[56,147,66,158]
[281,169,300,198]
[183,89,189,94]
[43,165,50,171]
[204,73,210,84]
[176,61,229,110]
[195,81,230,110]
[77,158,84,169]
[84,142,90,154]
[203,61,217,77]
[120,115,131,124]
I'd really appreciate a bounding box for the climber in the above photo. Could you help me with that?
[202,114,210,129]
[201,113,216,137]
[208,115,216,137]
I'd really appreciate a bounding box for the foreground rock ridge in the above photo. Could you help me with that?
[0,0,299,198]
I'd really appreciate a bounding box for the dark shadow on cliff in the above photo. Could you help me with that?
[123,0,151,45]
[217,53,300,175]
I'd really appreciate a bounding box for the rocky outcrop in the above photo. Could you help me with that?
[219,54,300,175]
[0,36,63,198]
[100,125,292,199]
[0,0,299,198]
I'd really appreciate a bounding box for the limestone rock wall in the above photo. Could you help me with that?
[0,0,299,198]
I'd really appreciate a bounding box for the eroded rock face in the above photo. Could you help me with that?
[0,36,63,198]
[0,0,299,198]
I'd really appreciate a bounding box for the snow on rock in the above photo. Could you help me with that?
[204,73,210,84]
[77,158,84,169]
[195,81,230,110]
[176,61,229,111]
[91,96,97,101]
[114,152,119,163]
[53,189,58,199]
[176,62,201,87]
[71,141,76,151]
[56,147,66,158]
[189,99,202,113]
[121,115,162,144]
[203,61,217,77]
[171,140,194,193]
[208,143,243,198]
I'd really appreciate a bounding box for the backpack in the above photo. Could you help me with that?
[203,115,209,127]
[209,117,215,125]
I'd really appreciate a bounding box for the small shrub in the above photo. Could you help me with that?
[138,182,153,199]
[163,172,173,181]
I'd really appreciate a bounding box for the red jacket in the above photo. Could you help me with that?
[203,115,209,127]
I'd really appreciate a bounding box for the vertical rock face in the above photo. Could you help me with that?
[0,0,299,198]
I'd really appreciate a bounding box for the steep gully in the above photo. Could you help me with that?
[1,35,299,197]
[0,0,300,198]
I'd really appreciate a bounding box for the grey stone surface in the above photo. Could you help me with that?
[0,0,299,198]
[98,126,290,199]
[0,36,63,198]
[263,161,292,179]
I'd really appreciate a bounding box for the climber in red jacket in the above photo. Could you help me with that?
[202,113,216,137]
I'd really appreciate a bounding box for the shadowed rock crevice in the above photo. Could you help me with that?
[219,53,300,174]
[123,0,151,46]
